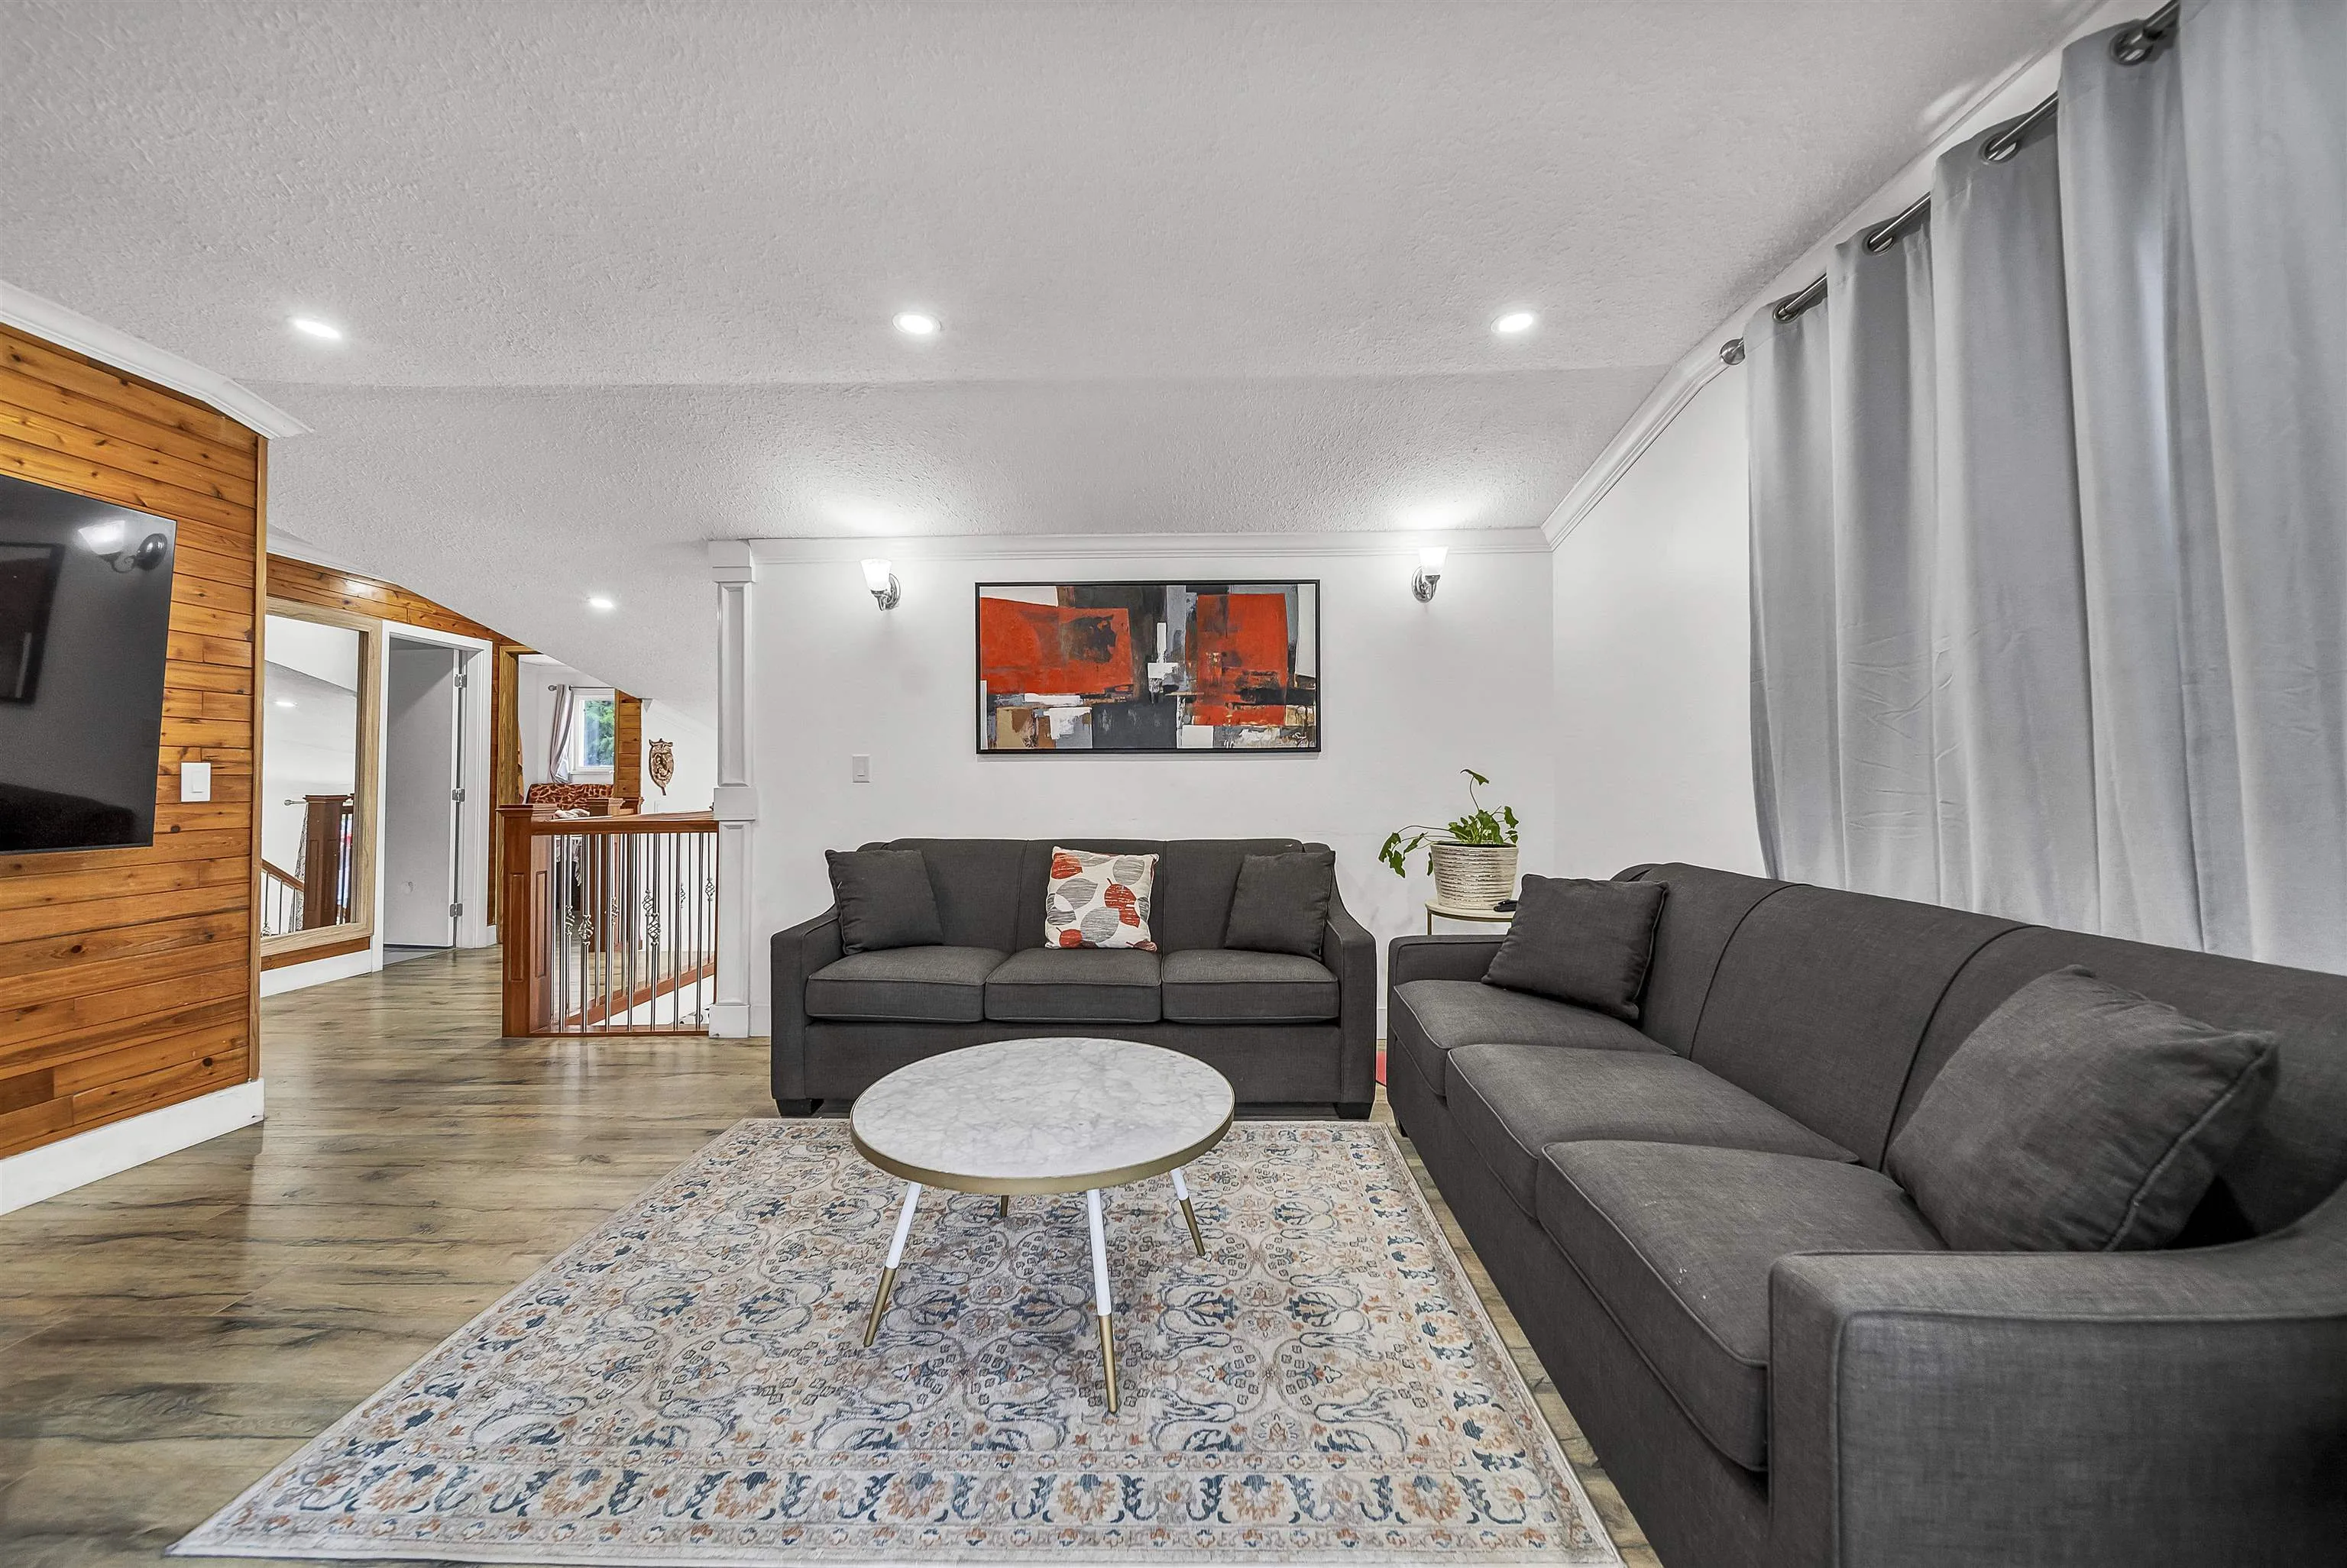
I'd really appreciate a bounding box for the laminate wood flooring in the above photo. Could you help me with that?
[0,949,1656,1567]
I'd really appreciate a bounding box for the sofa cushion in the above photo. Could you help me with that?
[1447,1044,1857,1213]
[1044,845,1160,950]
[1687,884,2023,1165]
[985,946,1161,1023]
[825,848,944,954]
[1484,875,1669,1021]
[805,946,1006,1023]
[1888,967,2280,1252]
[1161,949,1338,1023]
[1537,1142,1945,1472]
[1151,838,1304,952]
[874,838,1029,952]
[1222,849,1336,958]
[1387,978,1664,1102]
[1614,864,1789,1055]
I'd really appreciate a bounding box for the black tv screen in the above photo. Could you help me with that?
[0,473,179,853]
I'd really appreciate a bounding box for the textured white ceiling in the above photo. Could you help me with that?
[1,0,2079,706]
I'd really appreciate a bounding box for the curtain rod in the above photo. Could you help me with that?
[1717,0,2179,367]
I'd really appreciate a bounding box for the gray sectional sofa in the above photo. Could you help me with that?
[1386,862,2347,1568]
[770,837,1376,1115]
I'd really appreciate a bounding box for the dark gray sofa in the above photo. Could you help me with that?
[771,837,1376,1115]
[1386,862,2347,1568]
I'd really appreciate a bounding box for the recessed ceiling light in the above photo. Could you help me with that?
[274,698,296,709]
[290,316,344,341]
[1491,310,1538,336]
[892,311,941,338]
[588,595,616,611]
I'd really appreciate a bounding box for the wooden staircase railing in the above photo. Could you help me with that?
[498,804,718,1037]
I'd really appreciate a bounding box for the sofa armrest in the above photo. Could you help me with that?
[1322,892,1377,1107]
[1386,933,1504,986]
[768,908,842,1104]
[1768,1208,2347,1567]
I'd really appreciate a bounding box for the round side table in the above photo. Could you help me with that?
[1425,898,1516,934]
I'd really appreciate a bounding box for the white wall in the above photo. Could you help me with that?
[1550,370,1764,878]
[641,700,717,812]
[744,538,1555,1030]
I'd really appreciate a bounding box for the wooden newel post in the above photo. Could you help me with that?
[499,805,550,1038]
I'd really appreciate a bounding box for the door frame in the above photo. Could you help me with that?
[382,622,495,950]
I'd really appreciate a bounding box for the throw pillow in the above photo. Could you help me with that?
[1044,846,1158,950]
[824,848,945,955]
[1481,875,1667,1021]
[1886,967,2279,1252]
[1223,849,1336,958]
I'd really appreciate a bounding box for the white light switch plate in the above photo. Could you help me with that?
[180,761,212,802]
[850,755,872,783]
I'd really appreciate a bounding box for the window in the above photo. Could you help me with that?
[571,692,616,776]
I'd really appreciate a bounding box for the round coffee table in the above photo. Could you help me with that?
[847,1036,1235,1413]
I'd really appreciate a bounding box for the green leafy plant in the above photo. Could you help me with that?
[1380,768,1521,877]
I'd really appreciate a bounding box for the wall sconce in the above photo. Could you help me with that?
[78,519,170,573]
[1412,546,1447,603]
[861,558,902,610]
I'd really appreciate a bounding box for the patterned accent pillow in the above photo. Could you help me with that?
[1044,846,1158,950]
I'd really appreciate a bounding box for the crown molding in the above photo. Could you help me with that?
[0,283,310,439]
[1539,0,2125,550]
[736,528,1550,566]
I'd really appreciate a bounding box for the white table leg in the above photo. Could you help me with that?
[1171,1165,1204,1256]
[863,1180,922,1347]
[1086,1187,1118,1412]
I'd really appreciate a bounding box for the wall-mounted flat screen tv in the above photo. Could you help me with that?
[0,473,180,853]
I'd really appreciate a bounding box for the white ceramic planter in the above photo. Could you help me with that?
[1430,842,1518,909]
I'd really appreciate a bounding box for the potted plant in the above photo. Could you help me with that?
[1380,769,1521,909]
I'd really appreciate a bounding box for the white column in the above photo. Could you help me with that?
[706,541,759,1038]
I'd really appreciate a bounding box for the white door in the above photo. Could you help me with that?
[383,640,459,946]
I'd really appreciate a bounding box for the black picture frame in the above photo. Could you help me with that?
[974,578,1322,755]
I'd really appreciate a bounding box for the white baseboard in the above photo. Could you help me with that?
[260,945,379,997]
[0,1079,264,1214]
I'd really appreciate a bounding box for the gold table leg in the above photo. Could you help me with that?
[1171,1165,1206,1257]
[864,1181,922,1348]
[1085,1188,1118,1413]
[999,1194,1009,1219]
[1097,1314,1119,1414]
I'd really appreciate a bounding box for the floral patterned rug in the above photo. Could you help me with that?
[175,1120,1617,1565]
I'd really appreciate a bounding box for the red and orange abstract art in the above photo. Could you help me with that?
[976,580,1319,752]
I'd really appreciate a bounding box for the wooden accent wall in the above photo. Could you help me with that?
[267,554,500,641]
[0,323,264,1160]
[613,693,643,806]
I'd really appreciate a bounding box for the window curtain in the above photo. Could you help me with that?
[545,684,576,784]
[1749,0,2347,968]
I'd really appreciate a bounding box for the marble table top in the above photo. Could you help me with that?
[849,1038,1235,1194]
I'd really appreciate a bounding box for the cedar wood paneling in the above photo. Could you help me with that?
[0,323,264,1157]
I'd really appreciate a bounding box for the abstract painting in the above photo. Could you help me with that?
[976,580,1319,752]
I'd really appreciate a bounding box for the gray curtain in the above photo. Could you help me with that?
[1749,0,2347,967]
[546,684,576,785]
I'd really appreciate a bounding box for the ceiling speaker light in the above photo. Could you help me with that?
[892,311,941,337]
[1491,310,1538,336]
[290,316,344,341]
[588,595,616,611]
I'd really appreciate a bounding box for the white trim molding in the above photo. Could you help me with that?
[707,543,759,1038]
[736,528,1552,567]
[0,1080,265,1214]
[0,281,311,439]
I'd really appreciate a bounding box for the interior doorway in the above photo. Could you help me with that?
[383,637,468,956]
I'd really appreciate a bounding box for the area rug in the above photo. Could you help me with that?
[175,1120,1617,1566]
